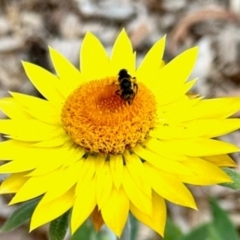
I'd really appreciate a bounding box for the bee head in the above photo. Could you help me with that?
[118,69,130,80]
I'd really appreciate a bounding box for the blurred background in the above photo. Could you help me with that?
[0,0,240,239]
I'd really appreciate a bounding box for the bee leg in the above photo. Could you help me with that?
[127,97,133,105]
[128,92,136,105]
[115,89,121,97]
[134,83,138,94]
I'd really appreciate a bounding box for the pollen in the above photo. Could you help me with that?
[61,77,157,154]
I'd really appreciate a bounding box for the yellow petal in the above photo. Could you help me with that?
[49,47,83,97]
[95,154,106,175]
[96,161,113,210]
[155,79,197,106]
[22,62,64,105]
[162,138,240,156]
[0,98,32,119]
[62,147,86,167]
[0,159,40,173]
[10,92,61,124]
[37,161,84,205]
[110,154,123,189]
[143,138,188,161]
[177,157,233,185]
[156,95,197,124]
[9,170,61,204]
[137,35,166,85]
[188,119,240,138]
[0,142,75,173]
[0,140,22,160]
[124,151,151,197]
[122,166,152,215]
[27,145,83,176]
[157,47,198,87]
[31,136,70,148]
[133,144,194,175]
[130,191,166,236]
[71,178,96,233]
[109,29,135,76]
[0,119,61,141]
[151,119,240,139]
[75,156,96,195]
[80,32,109,80]
[203,154,236,167]
[101,186,129,237]
[144,162,197,209]
[30,187,74,231]
[179,97,240,121]
[0,172,29,193]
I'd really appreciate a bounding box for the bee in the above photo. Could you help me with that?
[115,69,138,105]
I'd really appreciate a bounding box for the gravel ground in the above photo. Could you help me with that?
[0,0,240,239]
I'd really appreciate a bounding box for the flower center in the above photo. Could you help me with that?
[61,77,157,154]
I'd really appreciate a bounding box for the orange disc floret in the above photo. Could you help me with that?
[61,77,157,154]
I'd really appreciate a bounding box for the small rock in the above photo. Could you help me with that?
[192,37,213,80]
[76,23,118,46]
[0,53,29,93]
[59,13,82,39]
[0,17,11,36]
[230,0,240,14]
[49,39,81,68]
[191,37,214,96]
[159,13,177,29]
[0,37,23,53]
[20,11,45,37]
[162,0,187,11]
[78,0,136,21]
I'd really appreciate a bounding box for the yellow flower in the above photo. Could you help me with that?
[0,29,239,237]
